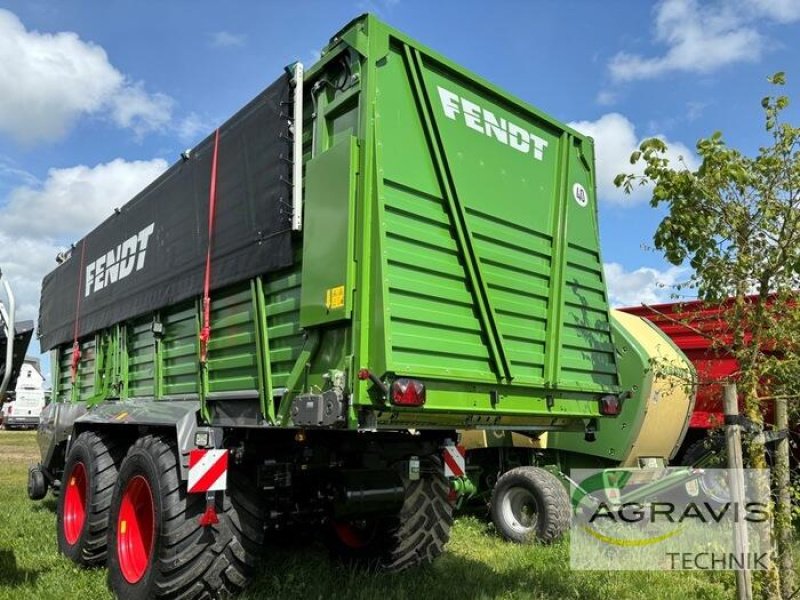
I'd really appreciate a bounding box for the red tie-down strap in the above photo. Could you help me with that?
[70,342,82,383]
[70,240,87,383]
[200,129,221,364]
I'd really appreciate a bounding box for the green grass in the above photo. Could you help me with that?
[0,431,740,599]
[0,431,110,600]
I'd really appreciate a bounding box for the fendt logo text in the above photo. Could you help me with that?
[85,223,155,297]
[437,86,548,160]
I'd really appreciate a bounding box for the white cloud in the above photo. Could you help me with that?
[609,0,799,82]
[210,31,246,48]
[109,83,174,138]
[685,100,708,122]
[0,9,173,143]
[3,158,167,239]
[595,90,618,106]
[568,112,698,205]
[0,235,63,320]
[0,158,167,325]
[0,157,39,188]
[174,112,214,145]
[744,0,800,23]
[604,262,686,307]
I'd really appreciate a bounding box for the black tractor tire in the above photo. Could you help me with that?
[681,435,731,505]
[681,435,727,467]
[490,466,570,544]
[326,457,453,571]
[56,430,125,565]
[106,434,265,600]
[27,465,47,500]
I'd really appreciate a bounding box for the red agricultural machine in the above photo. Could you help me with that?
[621,298,792,464]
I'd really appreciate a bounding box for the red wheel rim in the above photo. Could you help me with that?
[117,475,155,584]
[63,461,88,545]
[333,521,375,549]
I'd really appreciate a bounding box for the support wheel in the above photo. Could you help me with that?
[56,431,124,565]
[326,457,453,571]
[681,435,726,467]
[681,435,730,505]
[107,435,265,599]
[28,465,47,500]
[490,466,570,544]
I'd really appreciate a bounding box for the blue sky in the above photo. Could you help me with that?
[0,0,798,381]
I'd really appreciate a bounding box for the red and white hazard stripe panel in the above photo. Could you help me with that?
[188,449,228,493]
[442,445,465,478]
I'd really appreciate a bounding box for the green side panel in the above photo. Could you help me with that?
[76,337,96,402]
[206,284,259,393]
[127,317,155,398]
[57,345,73,403]
[263,265,304,391]
[161,302,200,396]
[94,330,113,401]
[300,137,357,327]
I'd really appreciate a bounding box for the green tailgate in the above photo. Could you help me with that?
[365,19,616,401]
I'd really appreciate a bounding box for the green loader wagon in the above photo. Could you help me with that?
[32,14,625,599]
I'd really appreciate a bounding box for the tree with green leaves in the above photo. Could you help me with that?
[616,73,800,600]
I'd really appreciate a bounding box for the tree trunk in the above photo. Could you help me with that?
[742,380,781,600]
[773,397,794,599]
[726,384,753,600]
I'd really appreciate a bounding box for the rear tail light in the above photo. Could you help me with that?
[390,378,426,407]
[599,394,621,416]
[6,406,11,415]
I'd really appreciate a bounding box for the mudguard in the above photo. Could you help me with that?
[38,399,201,480]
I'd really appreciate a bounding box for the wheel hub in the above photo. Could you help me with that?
[63,461,88,545]
[501,487,539,535]
[117,475,156,584]
[333,519,376,549]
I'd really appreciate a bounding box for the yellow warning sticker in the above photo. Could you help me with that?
[325,286,345,310]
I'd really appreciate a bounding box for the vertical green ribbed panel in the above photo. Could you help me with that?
[382,182,494,380]
[262,266,303,391]
[76,338,96,401]
[555,144,616,389]
[467,208,551,384]
[207,284,259,393]
[57,345,73,403]
[560,242,616,387]
[127,317,155,398]
[161,302,199,396]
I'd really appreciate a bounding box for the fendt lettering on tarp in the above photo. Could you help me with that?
[84,223,155,296]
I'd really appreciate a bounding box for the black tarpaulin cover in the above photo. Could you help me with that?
[39,74,294,350]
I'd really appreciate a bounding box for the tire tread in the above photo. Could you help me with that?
[57,430,125,565]
[109,434,265,599]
